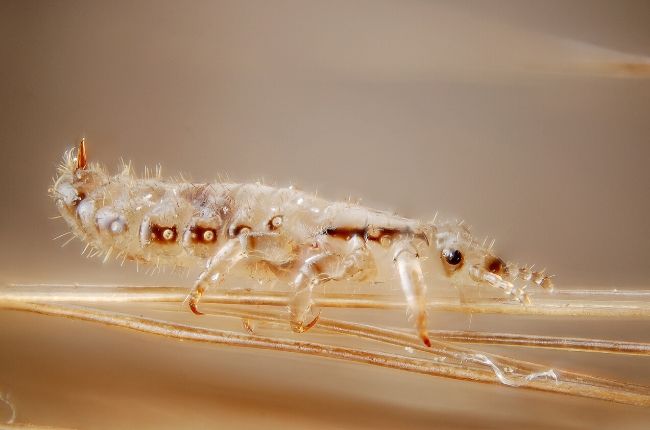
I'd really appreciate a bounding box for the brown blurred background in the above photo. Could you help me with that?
[1,1,649,428]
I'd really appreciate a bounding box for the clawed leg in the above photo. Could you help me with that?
[289,254,330,332]
[188,239,244,315]
[393,242,431,347]
[472,268,532,305]
[289,235,375,333]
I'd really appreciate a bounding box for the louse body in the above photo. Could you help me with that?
[51,140,553,345]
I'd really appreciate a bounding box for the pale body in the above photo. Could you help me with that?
[52,142,553,345]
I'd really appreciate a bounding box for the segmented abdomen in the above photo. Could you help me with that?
[79,180,230,266]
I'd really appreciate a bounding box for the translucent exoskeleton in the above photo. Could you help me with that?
[50,140,553,346]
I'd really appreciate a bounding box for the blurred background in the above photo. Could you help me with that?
[0,0,649,428]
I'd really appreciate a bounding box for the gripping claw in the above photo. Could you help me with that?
[188,286,205,315]
[189,299,204,315]
[289,308,321,333]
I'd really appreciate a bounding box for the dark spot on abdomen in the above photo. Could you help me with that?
[188,225,217,243]
[149,224,178,243]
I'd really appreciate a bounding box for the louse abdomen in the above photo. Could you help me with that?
[134,189,228,261]
[63,175,226,265]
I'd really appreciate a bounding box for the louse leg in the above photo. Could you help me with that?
[188,238,245,315]
[393,242,431,347]
[290,235,375,333]
[289,253,332,333]
[470,267,533,305]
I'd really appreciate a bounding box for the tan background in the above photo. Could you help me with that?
[1,1,649,428]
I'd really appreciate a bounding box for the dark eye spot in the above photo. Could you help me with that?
[486,257,505,275]
[442,249,463,266]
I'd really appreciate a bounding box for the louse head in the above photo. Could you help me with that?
[432,221,553,302]
[50,139,108,229]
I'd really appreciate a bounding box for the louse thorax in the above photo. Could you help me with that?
[431,221,553,302]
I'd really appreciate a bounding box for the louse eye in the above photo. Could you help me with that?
[442,249,463,266]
